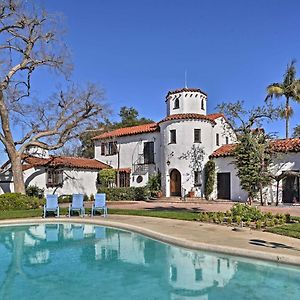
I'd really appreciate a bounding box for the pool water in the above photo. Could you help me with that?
[0,223,299,300]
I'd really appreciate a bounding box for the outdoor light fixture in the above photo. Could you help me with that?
[166,160,170,166]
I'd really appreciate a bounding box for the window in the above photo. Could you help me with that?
[170,130,176,144]
[174,98,179,109]
[118,172,130,187]
[195,269,203,281]
[201,99,204,110]
[194,129,201,143]
[101,143,106,155]
[136,175,143,183]
[194,170,202,186]
[108,141,117,155]
[47,168,63,187]
[143,141,154,164]
[225,136,229,144]
[216,133,220,146]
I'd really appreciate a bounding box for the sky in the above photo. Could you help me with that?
[1,0,300,162]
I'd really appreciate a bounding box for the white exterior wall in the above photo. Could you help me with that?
[266,153,300,204]
[0,167,99,196]
[213,152,300,203]
[160,117,235,197]
[94,132,161,187]
[160,119,214,197]
[213,157,248,201]
[166,91,207,116]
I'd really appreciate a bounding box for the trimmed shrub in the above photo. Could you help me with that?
[58,195,72,203]
[204,160,215,200]
[26,185,44,199]
[0,193,43,210]
[97,187,149,201]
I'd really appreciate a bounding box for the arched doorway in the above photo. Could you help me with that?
[170,169,181,196]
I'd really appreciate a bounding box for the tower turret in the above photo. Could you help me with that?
[165,88,207,116]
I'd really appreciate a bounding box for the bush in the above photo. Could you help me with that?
[204,160,215,200]
[0,193,43,210]
[97,187,149,201]
[26,185,44,199]
[147,173,161,197]
[58,195,72,203]
[231,203,263,221]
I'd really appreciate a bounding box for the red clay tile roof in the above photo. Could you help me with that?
[92,123,159,140]
[22,156,110,170]
[207,113,225,120]
[116,168,131,173]
[272,138,300,152]
[210,144,237,158]
[166,88,207,98]
[210,138,300,158]
[158,113,217,125]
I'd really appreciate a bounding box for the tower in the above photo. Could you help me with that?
[165,88,207,117]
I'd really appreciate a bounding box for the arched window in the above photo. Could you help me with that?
[174,98,179,109]
[201,99,204,110]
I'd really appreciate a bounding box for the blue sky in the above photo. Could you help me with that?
[1,0,300,161]
[41,0,300,131]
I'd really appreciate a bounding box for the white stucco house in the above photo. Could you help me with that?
[0,149,110,196]
[93,87,236,198]
[93,87,300,204]
[2,86,300,204]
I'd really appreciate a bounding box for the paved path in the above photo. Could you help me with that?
[104,200,300,216]
[2,216,300,266]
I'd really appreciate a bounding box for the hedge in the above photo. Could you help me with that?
[97,187,149,201]
[0,193,43,210]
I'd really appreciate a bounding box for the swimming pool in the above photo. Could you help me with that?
[0,223,299,300]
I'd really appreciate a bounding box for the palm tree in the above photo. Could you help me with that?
[266,60,300,138]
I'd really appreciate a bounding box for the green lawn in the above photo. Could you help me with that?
[0,208,299,239]
[266,223,300,239]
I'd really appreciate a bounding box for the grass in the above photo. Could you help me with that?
[0,207,299,239]
[266,223,300,239]
[109,209,200,221]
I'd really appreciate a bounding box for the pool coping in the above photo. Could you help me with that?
[1,216,300,267]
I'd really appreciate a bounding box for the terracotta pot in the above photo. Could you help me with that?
[156,191,163,198]
[188,191,195,198]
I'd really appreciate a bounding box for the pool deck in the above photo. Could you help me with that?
[1,215,300,267]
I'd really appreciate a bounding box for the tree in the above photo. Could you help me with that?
[217,101,276,205]
[116,106,153,128]
[77,107,153,158]
[266,60,300,138]
[292,125,300,138]
[0,1,108,193]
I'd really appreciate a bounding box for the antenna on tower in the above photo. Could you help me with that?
[184,70,188,88]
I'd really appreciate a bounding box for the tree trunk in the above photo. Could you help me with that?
[285,97,289,139]
[9,151,26,194]
[0,90,26,194]
[276,180,279,206]
[259,183,264,206]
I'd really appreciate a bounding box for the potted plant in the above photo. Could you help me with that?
[188,189,195,198]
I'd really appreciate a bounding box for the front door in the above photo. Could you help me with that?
[282,173,299,203]
[217,173,231,200]
[170,169,181,196]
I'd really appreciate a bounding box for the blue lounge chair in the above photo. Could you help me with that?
[43,194,59,218]
[91,193,108,217]
[69,194,85,217]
